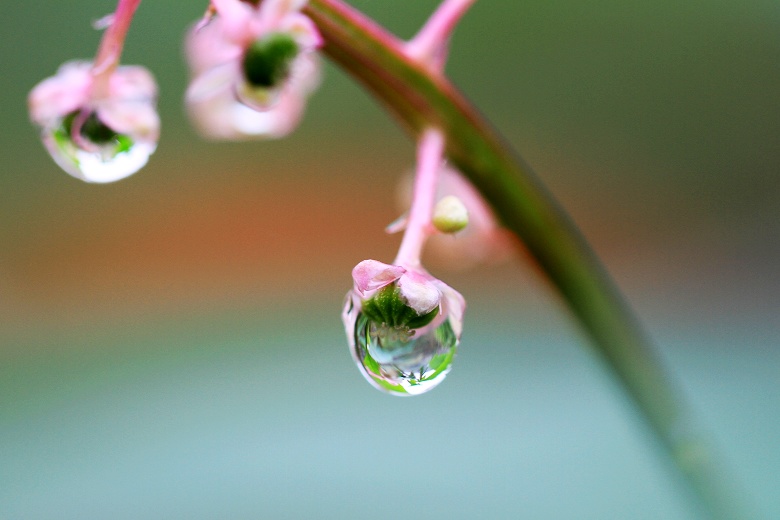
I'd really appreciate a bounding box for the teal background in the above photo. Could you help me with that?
[1,1,778,518]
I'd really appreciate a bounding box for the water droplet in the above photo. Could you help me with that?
[42,111,155,183]
[349,309,458,396]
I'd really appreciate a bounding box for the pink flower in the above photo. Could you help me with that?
[28,60,159,183]
[343,259,465,395]
[185,0,321,140]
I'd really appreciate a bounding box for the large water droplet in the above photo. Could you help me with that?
[349,309,458,396]
[41,111,155,183]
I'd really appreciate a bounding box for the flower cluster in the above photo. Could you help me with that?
[28,0,493,396]
[28,0,321,182]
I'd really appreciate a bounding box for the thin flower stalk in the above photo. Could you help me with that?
[406,0,477,68]
[91,0,143,95]
[393,127,445,267]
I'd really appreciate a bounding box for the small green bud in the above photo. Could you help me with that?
[361,285,439,329]
[242,33,299,89]
[432,195,469,233]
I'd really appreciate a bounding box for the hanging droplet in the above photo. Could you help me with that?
[42,110,155,183]
[347,304,458,396]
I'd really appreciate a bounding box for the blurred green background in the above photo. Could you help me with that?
[1,0,778,518]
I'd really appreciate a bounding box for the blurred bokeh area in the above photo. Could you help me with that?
[1,0,778,518]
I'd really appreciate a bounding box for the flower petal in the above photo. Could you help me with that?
[352,260,405,295]
[97,99,160,141]
[186,17,244,73]
[436,280,466,338]
[91,66,160,141]
[210,0,256,42]
[397,270,441,315]
[280,12,323,50]
[107,65,158,101]
[259,0,309,29]
[186,62,238,104]
[187,82,306,140]
[28,61,92,126]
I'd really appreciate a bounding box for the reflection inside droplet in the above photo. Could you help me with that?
[41,111,155,183]
[349,309,458,396]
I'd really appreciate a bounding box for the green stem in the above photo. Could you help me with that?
[303,1,751,518]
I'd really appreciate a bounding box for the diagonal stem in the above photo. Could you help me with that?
[302,1,754,518]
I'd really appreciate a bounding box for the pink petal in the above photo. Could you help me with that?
[186,63,237,103]
[97,99,160,141]
[281,12,323,49]
[259,0,308,29]
[28,61,92,125]
[436,280,466,338]
[352,260,405,295]
[107,65,158,101]
[186,17,244,73]
[397,271,441,315]
[287,52,321,96]
[187,82,305,140]
[210,0,255,42]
